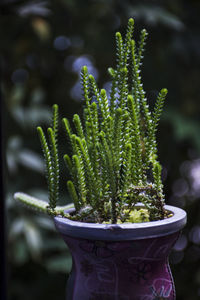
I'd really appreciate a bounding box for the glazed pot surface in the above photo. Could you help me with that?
[54,205,186,300]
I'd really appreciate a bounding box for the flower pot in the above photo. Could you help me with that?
[54,205,186,300]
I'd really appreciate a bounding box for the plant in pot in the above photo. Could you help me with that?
[15,18,186,300]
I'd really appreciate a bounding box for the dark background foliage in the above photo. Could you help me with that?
[2,0,200,299]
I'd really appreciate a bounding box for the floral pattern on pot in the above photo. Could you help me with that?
[61,232,178,300]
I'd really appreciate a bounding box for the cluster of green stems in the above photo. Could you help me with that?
[15,18,168,224]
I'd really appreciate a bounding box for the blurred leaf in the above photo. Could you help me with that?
[9,219,25,239]
[40,238,68,251]
[7,136,44,174]
[13,239,29,265]
[9,218,43,263]
[6,192,16,210]
[25,106,52,127]
[34,215,55,230]
[17,149,44,173]
[163,109,200,150]
[8,84,25,108]
[6,136,22,174]
[12,107,26,127]
[45,254,72,273]
[127,5,184,30]
[30,88,45,104]
[31,17,51,40]
[6,150,18,174]
[17,1,51,17]
[24,220,43,259]
[11,106,51,128]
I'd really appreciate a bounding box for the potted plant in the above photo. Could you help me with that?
[14,18,186,300]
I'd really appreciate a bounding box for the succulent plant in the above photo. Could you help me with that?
[15,18,168,224]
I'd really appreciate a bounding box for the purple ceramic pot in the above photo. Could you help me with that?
[54,205,186,300]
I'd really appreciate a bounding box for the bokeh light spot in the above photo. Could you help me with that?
[173,234,187,251]
[189,226,200,244]
[172,178,189,197]
[72,55,98,79]
[70,81,82,101]
[53,36,71,51]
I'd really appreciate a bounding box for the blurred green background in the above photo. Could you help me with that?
[2,0,200,299]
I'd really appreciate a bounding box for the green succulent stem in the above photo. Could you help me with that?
[14,192,74,215]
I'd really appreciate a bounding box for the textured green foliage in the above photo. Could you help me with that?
[137,29,148,66]
[61,18,168,223]
[67,180,80,211]
[37,104,60,211]
[15,19,168,223]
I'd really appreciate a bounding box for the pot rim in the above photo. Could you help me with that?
[54,204,187,241]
